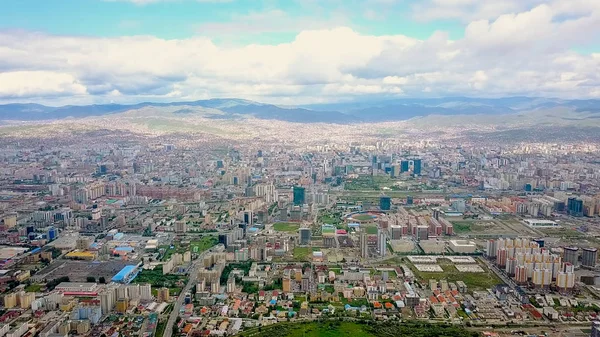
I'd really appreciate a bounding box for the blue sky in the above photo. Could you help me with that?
[0,0,599,105]
[0,0,464,42]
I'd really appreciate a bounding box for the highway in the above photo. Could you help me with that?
[162,248,213,337]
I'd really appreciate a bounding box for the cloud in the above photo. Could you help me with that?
[0,2,599,104]
[0,71,87,98]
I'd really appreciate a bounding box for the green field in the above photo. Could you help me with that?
[273,222,301,232]
[408,260,502,290]
[133,268,187,289]
[354,214,375,221]
[239,321,478,337]
[365,226,379,234]
[293,247,312,261]
[190,236,218,253]
[539,227,585,238]
[25,284,43,292]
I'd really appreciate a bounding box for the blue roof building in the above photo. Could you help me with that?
[111,265,139,284]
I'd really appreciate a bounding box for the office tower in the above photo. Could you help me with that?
[293,186,305,205]
[567,197,584,217]
[400,160,409,173]
[582,247,598,268]
[298,228,311,246]
[413,159,422,175]
[380,196,391,211]
[243,211,253,226]
[378,229,387,257]
[563,246,579,266]
[360,232,368,258]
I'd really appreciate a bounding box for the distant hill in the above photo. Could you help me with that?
[1,97,599,124]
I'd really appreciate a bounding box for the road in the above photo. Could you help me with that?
[163,248,213,337]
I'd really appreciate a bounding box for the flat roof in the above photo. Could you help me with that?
[56,282,97,289]
[112,265,137,281]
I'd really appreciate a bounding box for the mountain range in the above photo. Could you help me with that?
[1,97,600,124]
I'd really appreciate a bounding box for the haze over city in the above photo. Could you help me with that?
[0,1,600,337]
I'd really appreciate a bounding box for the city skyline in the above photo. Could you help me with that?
[1,0,599,106]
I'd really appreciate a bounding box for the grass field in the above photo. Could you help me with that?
[273,222,300,232]
[293,247,312,260]
[25,284,43,292]
[365,226,379,234]
[539,227,585,238]
[239,321,478,337]
[241,322,373,337]
[407,260,502,290]
[190,236,218,253]
[354,214,375,221]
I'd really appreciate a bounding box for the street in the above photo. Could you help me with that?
[162,248,213,337]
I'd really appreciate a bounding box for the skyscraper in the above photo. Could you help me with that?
[567,197,584,217]
[380,196,391,211]
[582,247,598,268]
[298,228,311,246]
[413,159,422,175]
[243,211,253,226]
[293,186,305,205]
[378,229,387,257]
[563,246,579,266]
[360,232,368,259]
[400,160,409,173]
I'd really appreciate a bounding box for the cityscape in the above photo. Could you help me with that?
[1,1,600,337]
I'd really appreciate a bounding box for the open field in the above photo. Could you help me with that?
[189,236,218,253]
[539,227,585,238]
[273,222,301,232]
[451,220,497,234]
[133,268,187,288]
[293,247,312,261]
[354,214,375,221]
[239,321,478,337]
[405,258,502,290]
[365,226,378,234]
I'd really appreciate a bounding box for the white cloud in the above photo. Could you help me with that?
[0,71,87,98]
[0,2,599,104]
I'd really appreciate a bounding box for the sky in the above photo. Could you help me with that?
[0,0,599,106]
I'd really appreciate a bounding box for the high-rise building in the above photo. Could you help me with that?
[175,221,187,233]
[298,228,311,246]
[582,247,598,268]
[360,232,368,258]
[591,320,600,337]
[400,160,409,173]
[380,196,391,211]
[378,229,387,257]
[157,288,170,302]
[140,284,152,301]
[3,293,16,309]
[293,186,305,206]
[243,211,253,226]
[563,246,579,266]
[567,197,584,217]
[413,159,422,175]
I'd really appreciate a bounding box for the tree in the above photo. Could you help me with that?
[98,277,106,284]
[86,276,96,282]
